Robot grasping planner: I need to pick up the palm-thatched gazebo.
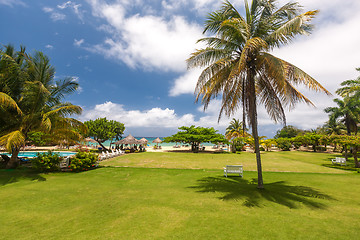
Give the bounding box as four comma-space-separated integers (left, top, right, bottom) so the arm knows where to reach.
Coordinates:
152, 137, 162, 148
114, 134, 142, 145
84, 137, 97, 143
139, 137, 148, 146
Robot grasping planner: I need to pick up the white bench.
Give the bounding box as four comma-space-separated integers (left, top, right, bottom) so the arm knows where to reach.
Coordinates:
331, 157, 346, 166
224, 165, 243, 177
59, 157, 70, 168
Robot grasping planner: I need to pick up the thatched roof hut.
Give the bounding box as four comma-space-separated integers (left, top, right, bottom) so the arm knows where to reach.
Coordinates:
84, 137, 97, 143
139, 138, 148, 145
114, 134, 142, 145
152, 137, 162, 143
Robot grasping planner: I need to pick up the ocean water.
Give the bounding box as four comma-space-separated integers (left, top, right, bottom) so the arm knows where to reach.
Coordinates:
86, 137, 216, 147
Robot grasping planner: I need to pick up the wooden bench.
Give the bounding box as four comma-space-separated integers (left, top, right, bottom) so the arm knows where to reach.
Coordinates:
224, 165, 243, 177
331, 157, 346, 166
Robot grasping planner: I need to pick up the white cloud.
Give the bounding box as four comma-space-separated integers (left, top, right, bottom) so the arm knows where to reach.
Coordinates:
42, 7, 53, 13
45, 44, 54, 49
169, 69, 202, 96
50, 12, 66, 21
0, 0, 25, 7
43, 6, 66, 21
85, 13, 203, 72
74, 38, 85, 47
80, 101, 196, 128
57, 1, 84, 23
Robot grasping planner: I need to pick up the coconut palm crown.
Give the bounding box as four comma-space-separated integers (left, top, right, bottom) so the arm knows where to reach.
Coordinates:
0, 46, 84, 168
225, 118, 249, 139
187, 0, 330, 188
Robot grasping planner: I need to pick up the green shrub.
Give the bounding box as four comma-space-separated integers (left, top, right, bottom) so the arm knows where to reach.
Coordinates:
275, 138, 292, 151
68, 152, 98, 172
259, 146, 265, 151
32, 151, 62, 172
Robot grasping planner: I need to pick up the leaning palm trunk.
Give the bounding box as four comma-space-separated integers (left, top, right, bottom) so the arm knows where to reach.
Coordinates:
6, 148, 20, 169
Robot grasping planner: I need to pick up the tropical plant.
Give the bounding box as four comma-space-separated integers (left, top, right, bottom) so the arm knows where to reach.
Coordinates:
226, 118, 250, 152
302, 132, 322, 152
225, 118, 250, 139
275, 138, 292, 151
335, 67, 360, 97
262, 139, 275, 151
0, 46, 83, 168
164, 125, 228, 152
187, 0, 330, 188
274, 125, 302, 139
324, 97, 360, 136
68, 152, 98, 172
84, 117, 125, 151
31, 151, 63, 172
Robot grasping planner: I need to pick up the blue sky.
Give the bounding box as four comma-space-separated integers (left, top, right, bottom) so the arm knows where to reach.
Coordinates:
1, 0, 360, 137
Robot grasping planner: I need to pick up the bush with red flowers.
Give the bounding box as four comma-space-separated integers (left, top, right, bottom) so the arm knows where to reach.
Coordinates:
68, 152, 98, 172
31, 151, 62, 172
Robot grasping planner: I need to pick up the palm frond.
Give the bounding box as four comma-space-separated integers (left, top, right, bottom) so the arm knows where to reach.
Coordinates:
0, 92, 22, 115
0, 130, 25, 152
44, 104, 83, 118
187, 47, 234, 69
266, 10, 318, 47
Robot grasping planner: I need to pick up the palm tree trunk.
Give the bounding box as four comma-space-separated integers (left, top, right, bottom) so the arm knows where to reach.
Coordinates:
353, 146, 360, 168
248, 72, 264, 189
6, 148, 20, 169
242, 80, 246, 138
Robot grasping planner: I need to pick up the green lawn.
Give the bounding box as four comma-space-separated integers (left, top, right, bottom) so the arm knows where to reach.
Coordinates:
1, 151, 360, 239
101, 151, 349, 173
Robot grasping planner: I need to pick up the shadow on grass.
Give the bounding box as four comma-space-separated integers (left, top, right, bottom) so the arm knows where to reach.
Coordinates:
0, 169, 46, 186
190, 176, 335, 209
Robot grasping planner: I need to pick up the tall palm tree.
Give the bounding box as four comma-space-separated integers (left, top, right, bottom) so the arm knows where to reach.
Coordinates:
187, 0, 330, 188
0, 47, 83, 168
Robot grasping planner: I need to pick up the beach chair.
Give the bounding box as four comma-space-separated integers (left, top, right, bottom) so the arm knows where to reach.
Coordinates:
111, 149, 118, 156
99, 152, 107, 160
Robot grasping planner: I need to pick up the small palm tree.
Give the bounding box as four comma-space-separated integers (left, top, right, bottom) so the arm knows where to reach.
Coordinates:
225, 118, 249, 139
0, 47, 83, 168
187, 0, 330, 188
336, 68, 360, 97
325, 97, 360, 136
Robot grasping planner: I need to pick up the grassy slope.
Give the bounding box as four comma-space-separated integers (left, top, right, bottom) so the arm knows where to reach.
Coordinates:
101, 151, 347, 173
0, 167, 359, 239
1, 151, 359, 239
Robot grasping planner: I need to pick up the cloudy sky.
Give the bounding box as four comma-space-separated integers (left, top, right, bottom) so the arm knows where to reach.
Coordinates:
1, 0, 360, 137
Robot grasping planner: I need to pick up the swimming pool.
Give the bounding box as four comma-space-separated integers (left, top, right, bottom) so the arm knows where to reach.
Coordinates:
2, 151, 77, 158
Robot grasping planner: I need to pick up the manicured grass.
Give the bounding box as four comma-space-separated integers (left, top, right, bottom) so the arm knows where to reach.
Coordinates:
101, 151, 348, 173
1, 167, 360, 239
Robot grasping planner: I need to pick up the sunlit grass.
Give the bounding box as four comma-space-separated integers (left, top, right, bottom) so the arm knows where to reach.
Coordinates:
1, 151, 359, 239
101, 151, 349, 173
0, 167, 359, 239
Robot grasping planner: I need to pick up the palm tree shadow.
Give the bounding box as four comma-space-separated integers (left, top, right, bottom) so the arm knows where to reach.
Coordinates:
0, 169, 46, 186
189, 176, 335, 209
